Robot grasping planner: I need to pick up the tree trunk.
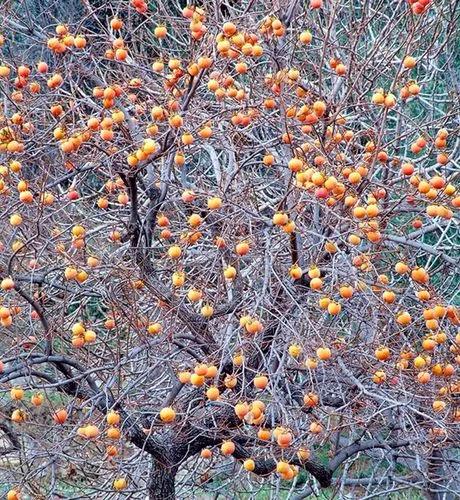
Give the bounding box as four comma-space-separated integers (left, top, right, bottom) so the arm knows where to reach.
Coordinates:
148, 459, 177, 500
425, 450, 448, 500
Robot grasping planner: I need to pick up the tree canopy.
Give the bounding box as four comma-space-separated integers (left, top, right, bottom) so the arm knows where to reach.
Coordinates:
0, 0, 459, 498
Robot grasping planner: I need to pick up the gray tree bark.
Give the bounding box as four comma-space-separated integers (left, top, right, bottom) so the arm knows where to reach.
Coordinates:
148, 459, 177, 500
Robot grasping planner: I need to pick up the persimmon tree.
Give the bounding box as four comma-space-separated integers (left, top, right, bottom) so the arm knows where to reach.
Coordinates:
0, 0, 459, 498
